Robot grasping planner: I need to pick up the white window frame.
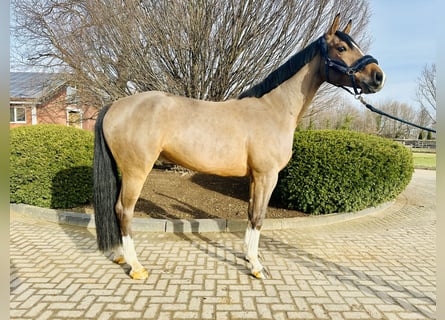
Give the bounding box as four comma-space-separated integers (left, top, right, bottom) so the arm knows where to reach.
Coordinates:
10, 106, 27, 123
66, 108, 83, 129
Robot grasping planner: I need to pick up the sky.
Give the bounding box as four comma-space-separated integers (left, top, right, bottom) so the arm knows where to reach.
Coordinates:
358, 0, 436, 108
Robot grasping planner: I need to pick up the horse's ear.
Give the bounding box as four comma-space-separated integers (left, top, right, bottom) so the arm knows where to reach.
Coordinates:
328, 13, 341, 36
343, 19, 352, 34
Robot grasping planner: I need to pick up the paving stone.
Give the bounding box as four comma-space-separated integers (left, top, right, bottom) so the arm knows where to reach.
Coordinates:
10, 170, 436, 319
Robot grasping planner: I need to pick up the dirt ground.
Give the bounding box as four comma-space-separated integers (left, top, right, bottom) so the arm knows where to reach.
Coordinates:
81, 167, 306, 220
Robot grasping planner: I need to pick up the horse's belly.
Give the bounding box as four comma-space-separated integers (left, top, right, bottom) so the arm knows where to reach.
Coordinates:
161, 141, 249, 177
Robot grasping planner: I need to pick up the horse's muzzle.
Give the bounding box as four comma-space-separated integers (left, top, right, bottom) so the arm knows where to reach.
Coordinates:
360, 66, 385, 94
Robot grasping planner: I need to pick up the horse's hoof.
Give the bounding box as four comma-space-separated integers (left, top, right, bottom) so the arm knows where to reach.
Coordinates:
113, 256, 126, 265
251, 266, 270, 279
130, 268, 149, 280
251, 271, 265, 279
251, 270, 267, 279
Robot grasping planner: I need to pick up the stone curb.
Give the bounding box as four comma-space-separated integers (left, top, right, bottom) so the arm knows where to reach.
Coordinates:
10, 201, 394, 233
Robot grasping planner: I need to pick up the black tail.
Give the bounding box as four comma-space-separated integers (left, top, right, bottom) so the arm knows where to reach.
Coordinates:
93, 105, 122, 252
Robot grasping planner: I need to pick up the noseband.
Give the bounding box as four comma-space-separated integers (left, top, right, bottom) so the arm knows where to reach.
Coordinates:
319, 36, 378, 95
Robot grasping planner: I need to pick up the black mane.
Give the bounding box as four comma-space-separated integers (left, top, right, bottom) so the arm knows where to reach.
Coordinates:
238, 37, 323, 99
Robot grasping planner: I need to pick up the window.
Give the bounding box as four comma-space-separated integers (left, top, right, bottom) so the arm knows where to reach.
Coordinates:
10, 106, 26, 123
67, 109, 82, 128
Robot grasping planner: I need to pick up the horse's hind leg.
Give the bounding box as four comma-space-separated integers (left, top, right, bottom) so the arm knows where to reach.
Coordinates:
112, 246, 126, 265
115, 171, 149, 280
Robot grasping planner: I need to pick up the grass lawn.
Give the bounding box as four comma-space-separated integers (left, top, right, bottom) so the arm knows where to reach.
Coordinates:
412, 152, 436, 169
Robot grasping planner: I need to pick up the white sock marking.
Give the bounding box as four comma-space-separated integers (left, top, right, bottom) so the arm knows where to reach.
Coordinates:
122, 235, 143, 271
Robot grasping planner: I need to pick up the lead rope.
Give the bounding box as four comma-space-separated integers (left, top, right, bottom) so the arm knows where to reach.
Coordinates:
355, 95, 436, 133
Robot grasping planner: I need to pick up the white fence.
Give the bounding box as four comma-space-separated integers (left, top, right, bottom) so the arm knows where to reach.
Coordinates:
393, 139, 436, 151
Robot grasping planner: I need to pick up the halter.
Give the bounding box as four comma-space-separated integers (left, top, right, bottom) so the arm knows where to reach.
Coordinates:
319, 36, 379, 96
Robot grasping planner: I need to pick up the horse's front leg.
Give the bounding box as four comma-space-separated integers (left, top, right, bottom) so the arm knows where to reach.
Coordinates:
244, 171, 278, 279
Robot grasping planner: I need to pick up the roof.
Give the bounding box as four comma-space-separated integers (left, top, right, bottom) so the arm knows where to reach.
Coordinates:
10, 72, 67, 100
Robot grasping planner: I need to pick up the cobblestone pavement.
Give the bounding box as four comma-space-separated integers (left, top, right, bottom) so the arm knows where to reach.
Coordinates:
10, 170, 436, 319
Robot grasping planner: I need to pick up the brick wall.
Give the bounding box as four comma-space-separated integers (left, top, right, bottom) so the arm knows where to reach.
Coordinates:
10, 88, 97, 131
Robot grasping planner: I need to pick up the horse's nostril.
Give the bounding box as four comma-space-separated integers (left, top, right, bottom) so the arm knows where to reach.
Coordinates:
375, 72, 384, 84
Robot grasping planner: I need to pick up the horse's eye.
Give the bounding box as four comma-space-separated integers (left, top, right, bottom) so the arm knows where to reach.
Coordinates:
337, 46, 347, 53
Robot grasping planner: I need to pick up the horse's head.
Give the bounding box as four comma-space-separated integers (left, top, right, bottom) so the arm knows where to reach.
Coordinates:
320, 14, 385, 95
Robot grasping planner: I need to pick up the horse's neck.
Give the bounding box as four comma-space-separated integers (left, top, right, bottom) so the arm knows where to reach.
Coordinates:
261, 55, 323, 127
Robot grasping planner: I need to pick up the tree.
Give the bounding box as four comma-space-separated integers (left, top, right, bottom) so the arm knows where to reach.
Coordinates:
297, 97, 378, 134
374, 100, 418, 139
12, 0, 371, 109
416, 63, 436, 126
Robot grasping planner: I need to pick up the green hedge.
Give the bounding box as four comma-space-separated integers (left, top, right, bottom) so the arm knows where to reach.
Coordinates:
10, 125, 94, 209
10, 126, 414, 214
273, 130, 414, 214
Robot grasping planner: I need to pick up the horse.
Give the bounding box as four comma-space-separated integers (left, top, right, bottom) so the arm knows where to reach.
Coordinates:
93, 14, 385, 280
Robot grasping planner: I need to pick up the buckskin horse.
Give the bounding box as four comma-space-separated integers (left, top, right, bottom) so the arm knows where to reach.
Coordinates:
93, 14, 385, 279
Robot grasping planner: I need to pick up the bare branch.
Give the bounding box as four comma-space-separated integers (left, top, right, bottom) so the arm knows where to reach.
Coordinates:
416, 63, 436, 125
12, 0, 371, 107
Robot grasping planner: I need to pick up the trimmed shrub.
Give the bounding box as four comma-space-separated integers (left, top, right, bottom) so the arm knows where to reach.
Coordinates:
273, 130, 414, 214
10, 125, 94, 208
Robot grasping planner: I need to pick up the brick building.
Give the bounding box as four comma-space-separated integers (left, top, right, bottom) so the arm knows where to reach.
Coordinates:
9, 72, 97, 131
